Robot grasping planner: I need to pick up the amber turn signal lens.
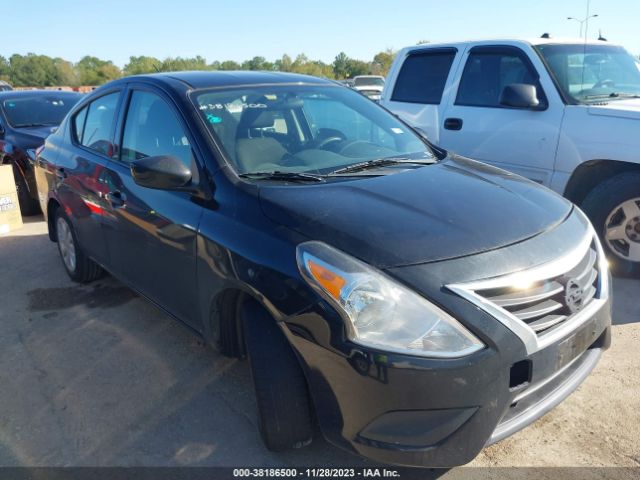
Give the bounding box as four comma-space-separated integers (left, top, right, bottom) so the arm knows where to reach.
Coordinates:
307, 259, 346, 300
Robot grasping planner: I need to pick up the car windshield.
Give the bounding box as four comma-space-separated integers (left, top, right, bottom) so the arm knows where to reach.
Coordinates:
192, 84, 430, 176
1, 93, 81, 127
354, 77, 385, 87
536, 43, 640, 102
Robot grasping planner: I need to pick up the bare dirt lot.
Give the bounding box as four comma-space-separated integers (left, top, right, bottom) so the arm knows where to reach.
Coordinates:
0, 218, 638, 476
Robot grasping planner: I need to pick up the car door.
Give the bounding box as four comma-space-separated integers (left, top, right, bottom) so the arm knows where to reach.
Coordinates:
101, 86, 204, 328
54, 90, 123, 266
438, 45, 564, 185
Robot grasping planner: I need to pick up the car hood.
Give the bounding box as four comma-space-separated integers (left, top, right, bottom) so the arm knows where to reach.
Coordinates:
588, 98, 640, 120
259, 156, 573, 268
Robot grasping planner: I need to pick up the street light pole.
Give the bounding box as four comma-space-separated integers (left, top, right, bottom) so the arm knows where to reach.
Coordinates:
567, 0, 598, 39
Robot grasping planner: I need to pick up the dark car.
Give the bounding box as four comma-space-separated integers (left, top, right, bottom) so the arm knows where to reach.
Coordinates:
34, 71, 611, 467
0, 90, 82, 214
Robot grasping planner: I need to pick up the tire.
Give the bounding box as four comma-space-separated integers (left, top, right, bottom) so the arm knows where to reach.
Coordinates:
242, 300, 313, 452
54, 209, 103, 283
13, 167, 40, 216
581, 172, 640, 277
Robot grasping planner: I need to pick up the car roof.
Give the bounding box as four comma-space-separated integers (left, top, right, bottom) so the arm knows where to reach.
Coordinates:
124, 70, 333, 90
401, 37, 622, 51
0, 89, 82, 99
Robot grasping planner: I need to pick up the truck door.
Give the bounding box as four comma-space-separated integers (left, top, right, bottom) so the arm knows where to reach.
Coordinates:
439, 45, 564, 186
382, 47, 459, 145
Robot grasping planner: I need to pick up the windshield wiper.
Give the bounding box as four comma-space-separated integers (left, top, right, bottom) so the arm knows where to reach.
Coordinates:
583, 92, 640, 100
14, 122, 57, 128
328, 157, 435, 175
238, 171, 325, 182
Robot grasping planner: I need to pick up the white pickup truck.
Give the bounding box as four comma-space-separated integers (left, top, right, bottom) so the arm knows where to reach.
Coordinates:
381, 38, 640, 275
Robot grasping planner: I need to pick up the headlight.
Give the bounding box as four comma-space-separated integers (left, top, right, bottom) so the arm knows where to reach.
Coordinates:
296, 241, 484, 358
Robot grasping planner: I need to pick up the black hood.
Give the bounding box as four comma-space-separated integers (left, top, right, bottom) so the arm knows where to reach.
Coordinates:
259, 156, 572, 268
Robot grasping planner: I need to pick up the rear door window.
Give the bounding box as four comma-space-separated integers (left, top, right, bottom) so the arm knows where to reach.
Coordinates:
77, 92, 120, 156
391, 49, 457, 104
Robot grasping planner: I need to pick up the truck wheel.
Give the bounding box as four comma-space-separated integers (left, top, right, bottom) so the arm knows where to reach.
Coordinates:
14, 168, 40, 216
581, 172, 640, 277
242, 300, 313, 452
54, 209, 103, 283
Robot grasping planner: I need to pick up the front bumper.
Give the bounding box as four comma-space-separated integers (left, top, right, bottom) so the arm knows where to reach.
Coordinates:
285, 293, 611, 467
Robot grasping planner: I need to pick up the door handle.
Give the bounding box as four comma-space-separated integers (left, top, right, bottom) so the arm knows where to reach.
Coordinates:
55, 167, 67, 179
106, 190, 126, 208
444, 118, 463, 131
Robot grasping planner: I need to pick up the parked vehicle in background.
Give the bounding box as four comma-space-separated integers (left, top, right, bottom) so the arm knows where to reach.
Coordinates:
353, 75, 385, 100
0, 81, 12, 91
382, 38, 640, 276
0, 90, 82, 214
33, 71, 610, 467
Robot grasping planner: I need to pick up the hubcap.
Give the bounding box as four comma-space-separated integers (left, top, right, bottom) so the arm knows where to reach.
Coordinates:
56, 217, 77, 272
604, 198, 640, 262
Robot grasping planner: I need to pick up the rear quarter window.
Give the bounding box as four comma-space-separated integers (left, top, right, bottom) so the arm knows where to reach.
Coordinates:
391, 49, 457, 104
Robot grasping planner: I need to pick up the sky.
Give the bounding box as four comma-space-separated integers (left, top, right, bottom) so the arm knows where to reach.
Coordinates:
2, 0, 639, 67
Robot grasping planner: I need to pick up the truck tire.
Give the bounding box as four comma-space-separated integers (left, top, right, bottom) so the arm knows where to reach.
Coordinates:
581, 172, 640, 277
242, 300, 313, 452
54, 209, 103, 283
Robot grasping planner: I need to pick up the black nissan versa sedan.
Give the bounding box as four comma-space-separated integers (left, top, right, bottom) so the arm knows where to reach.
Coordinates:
0, 90, 82, 214
33, 71, 612, 467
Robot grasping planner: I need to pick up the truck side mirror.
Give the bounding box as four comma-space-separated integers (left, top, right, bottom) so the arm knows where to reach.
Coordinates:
500, 84, 543, 109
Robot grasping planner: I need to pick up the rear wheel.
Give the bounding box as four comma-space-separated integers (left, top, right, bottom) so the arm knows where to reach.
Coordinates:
242, 300, 314, 451
54, 209, 103, 283
581, 172, 640, 277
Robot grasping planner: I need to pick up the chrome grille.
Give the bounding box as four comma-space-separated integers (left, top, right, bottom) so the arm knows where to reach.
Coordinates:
474, 245, 599, 336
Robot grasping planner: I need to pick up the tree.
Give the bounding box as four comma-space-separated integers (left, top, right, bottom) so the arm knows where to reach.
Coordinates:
9, 53, 58, 86
333, 52, 350, 79
124, 56, 161, 75
274, 54, 293, 72
371, 48, 396, 76
346, 58, 370, 77
53, 58, 78, 86
241, 56, 273, 71
219, 60, 240, 70
77, 56, 121, 85
0, 56, 10, 81
160, 55, 209, 72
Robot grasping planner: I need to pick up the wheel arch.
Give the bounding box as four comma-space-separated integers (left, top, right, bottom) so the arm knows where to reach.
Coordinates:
564, 160, 640, 206
207, 284, 283, 359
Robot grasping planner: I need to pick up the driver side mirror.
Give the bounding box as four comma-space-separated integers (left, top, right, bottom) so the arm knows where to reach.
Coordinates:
500, 83, 544, 110
130, 155, 192, 190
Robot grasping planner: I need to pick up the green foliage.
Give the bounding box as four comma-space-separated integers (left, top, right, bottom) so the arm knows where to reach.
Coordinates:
371, 48, 396, 76
0, 50, 399, 86
160, 56, 208, 72
219, 60, 241, 70
77, 56, 121, 85
123, 56, 161, 75
0, 56, 10, 81
9, 53, 58, 86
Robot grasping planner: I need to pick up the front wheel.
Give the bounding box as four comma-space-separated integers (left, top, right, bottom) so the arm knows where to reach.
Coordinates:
14, 167, 40, 216
242, 300, 314, 452
581, 172, 640, 277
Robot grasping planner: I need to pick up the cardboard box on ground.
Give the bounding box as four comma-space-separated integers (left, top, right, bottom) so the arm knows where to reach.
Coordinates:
0, 165, 23, 234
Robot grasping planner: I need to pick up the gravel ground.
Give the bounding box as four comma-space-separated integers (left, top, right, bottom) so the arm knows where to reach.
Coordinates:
0, 218, 638, 477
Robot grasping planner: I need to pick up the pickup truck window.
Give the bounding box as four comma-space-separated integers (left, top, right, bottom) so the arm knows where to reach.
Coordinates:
391, 49, 456, 104
535, 43, 640, 103
456, 50, 543, 108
